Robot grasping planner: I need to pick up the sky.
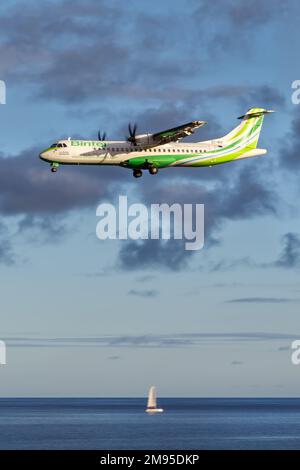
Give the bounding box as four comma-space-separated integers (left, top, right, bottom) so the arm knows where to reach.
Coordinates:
0, 0, 300, 397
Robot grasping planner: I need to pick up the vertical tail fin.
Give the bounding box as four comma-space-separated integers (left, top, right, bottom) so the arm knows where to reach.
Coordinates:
221, 108, 274, 150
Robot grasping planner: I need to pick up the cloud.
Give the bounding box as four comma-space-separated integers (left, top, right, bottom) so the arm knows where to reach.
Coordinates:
236, 85, 285, 114
119, 238, 193, 272
117, 164, 278, 271
128, 289, 159, 298
17, 214, 68, 243
215, 232, 300, 273
279, 112, 300, 170
3, 331, 299, 349
0, 0, 202, 105
226, 297, 299, 304
135, 275, 157, 283
193, 0, 288, 56
0, 0, 286, 114
231, 360, 244, 365
119, 85, 284, 144
0, 147, 131, 248
0, 222, 16, 265
0, 149, 127, 216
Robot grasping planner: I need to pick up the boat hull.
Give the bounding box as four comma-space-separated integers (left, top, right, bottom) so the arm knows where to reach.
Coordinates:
145, 408, 164, 413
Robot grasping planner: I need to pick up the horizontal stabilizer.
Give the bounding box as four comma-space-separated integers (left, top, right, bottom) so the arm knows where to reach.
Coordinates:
237, 109, 275, 120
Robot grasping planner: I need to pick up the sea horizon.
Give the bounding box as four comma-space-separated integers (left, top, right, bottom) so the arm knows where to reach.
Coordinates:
0, 397, 299, 450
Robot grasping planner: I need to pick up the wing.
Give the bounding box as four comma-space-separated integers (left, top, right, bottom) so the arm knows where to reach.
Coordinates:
152, 120, 207, 144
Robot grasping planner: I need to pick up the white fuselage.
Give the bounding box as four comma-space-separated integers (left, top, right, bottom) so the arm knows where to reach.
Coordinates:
39, 139, 217, 166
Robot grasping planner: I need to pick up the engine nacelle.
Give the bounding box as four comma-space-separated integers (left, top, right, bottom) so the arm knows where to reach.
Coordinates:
128, 133, 156, 146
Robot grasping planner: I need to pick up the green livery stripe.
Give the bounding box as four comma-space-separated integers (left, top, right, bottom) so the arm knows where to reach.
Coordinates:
126, 116, 263, 168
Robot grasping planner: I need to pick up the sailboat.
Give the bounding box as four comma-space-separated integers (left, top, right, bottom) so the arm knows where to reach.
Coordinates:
145, 386, 164, 413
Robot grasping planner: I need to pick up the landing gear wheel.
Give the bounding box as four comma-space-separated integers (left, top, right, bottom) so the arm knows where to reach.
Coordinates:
149, 166, 158, 175
51, 167, 57, 173
133, 169, 142, 178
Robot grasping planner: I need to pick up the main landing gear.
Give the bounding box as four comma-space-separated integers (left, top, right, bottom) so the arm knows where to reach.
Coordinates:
133, 166, 159, 178
133, 169, 143, 178
149, 166, 158, 175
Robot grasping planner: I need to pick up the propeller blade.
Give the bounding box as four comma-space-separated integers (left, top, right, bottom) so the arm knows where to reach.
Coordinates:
128, 123, 133, 137
128, 122, 137, 144
98, 130, 106, 141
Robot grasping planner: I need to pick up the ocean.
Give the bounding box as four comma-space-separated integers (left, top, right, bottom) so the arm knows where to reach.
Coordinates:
0, 398, 299, 450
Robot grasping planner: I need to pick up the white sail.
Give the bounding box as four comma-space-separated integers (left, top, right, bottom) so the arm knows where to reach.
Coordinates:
145, 385, 164, 413
147, 386, 157, 409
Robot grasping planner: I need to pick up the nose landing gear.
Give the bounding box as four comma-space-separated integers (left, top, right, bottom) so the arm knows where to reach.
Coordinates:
51, 163, 59, 173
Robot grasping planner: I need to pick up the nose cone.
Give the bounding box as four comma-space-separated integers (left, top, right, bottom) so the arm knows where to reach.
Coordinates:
39, 150, 48, 161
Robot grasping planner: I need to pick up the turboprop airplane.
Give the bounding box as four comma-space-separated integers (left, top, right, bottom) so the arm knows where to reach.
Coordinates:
39, 108, 273, 178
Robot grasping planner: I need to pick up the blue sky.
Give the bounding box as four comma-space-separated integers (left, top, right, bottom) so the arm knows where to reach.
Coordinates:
0, 0, 300, 397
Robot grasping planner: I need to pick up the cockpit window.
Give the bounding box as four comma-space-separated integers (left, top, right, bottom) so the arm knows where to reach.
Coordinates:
49, 142, 68, 148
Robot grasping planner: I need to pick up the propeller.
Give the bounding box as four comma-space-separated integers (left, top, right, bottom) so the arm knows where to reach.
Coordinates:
98, 130, 106, 141
128, 122, 137, 145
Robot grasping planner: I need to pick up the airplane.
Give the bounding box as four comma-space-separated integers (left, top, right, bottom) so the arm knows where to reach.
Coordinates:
39, 108, 273, 178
